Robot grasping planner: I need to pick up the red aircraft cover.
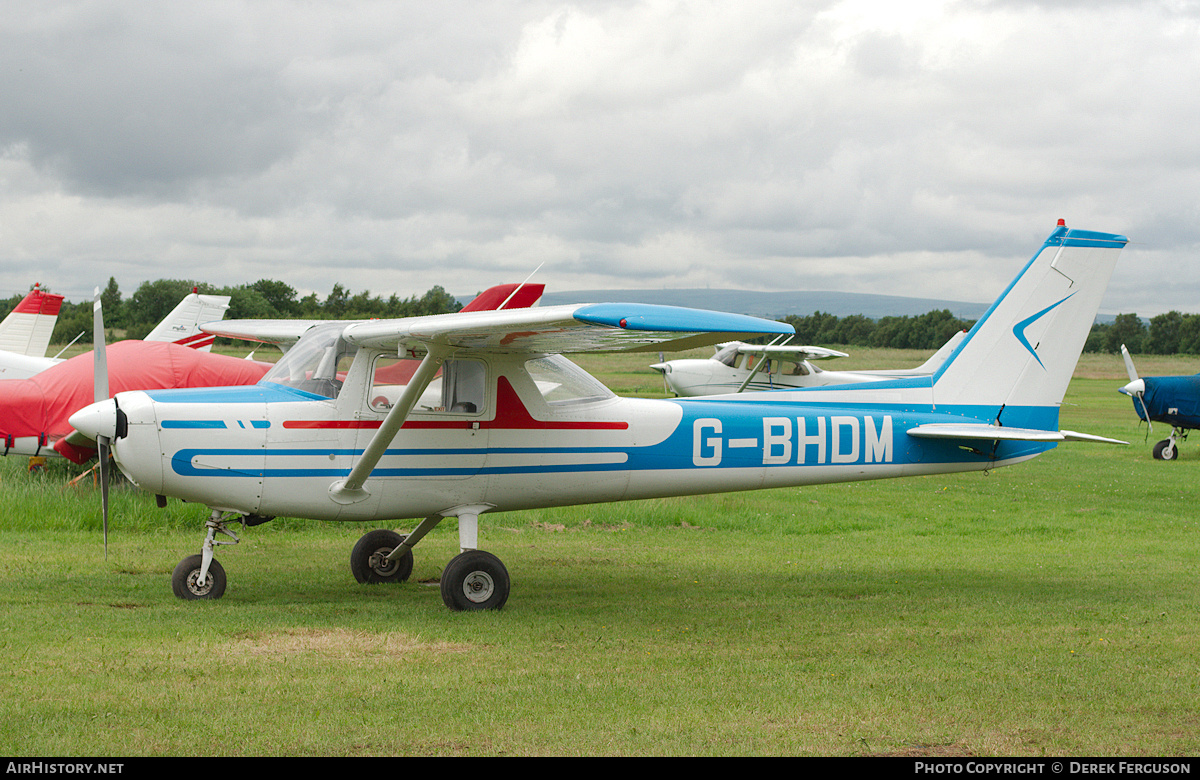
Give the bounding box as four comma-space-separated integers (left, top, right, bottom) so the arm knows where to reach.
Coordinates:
0, 340, 271, 463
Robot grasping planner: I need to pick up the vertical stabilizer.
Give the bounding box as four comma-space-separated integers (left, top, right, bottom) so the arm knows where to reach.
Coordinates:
144, 290, 232, 351
931, 223, 1127, 419
0, 283, 65, 357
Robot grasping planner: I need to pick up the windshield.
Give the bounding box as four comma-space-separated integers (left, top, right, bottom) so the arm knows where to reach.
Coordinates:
260, 322, 358, 398
713, 343, 741, 367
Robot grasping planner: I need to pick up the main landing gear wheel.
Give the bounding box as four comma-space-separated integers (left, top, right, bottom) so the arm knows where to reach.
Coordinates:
440, 550, 510, 611
172, 554, 227, 600
350, 529, 414, 584
1153, 439, 1178, 460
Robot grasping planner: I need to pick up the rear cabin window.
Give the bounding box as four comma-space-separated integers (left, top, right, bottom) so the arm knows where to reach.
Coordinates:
524, 355, 615, 406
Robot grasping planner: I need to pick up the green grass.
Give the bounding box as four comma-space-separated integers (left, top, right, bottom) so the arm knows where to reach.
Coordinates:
2, 352, 1199, 756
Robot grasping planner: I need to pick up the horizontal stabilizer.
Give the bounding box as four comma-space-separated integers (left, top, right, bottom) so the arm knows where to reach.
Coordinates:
907, 423, 1126, 445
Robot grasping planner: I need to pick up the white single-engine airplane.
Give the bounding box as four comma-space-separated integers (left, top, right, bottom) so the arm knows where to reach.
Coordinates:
70, 222, 1127, 610
650, 330, 966, 396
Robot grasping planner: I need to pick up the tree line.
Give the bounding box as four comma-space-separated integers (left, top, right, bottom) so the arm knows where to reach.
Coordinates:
2, 279, 1193, 355
780, 309, 1198, 355
0, 279, 463, 345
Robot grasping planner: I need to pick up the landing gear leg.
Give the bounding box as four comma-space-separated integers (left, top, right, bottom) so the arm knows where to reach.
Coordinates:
1153, 428, 1186, 460
439, 506, 510, 611
172, 510, 241, 600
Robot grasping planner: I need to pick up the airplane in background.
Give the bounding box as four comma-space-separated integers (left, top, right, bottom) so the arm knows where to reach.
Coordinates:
69, 222, 1128, 611
0, 283, 65, 358
1118, 344, 1200, 460
650, 330, 966, 396
0, 288, 232, 381
0, 283, 545, 465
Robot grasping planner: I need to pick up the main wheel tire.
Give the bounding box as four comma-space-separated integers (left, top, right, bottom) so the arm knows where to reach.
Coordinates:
1153, 439, 1178, 460
350, 529, 414, 584
440, 550, 510, 611
172, 554, 227, 600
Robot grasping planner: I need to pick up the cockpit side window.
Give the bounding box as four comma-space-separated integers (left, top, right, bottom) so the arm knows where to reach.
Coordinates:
368, 355, 487, 414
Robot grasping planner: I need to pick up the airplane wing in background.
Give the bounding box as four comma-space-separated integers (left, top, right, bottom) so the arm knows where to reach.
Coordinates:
732, 343, 849, 361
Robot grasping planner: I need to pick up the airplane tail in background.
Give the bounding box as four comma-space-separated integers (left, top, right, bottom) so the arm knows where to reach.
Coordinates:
0, 283, 65, 358
460, 283, 545, 312
929, 223, 1127, 418
144, 290, 232, 351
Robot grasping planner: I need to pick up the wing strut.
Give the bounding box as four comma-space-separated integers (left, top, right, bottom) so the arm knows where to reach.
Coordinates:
329, 344, 450, 505
734, 334, 791, 394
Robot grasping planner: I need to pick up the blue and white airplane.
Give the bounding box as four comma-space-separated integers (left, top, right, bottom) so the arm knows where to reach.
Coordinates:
70, 221, 1128, 610
1119, 345, 1200, 460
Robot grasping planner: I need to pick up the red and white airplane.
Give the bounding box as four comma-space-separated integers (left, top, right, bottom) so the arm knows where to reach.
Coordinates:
0, 288, 232, 381
0, 283, 65, 360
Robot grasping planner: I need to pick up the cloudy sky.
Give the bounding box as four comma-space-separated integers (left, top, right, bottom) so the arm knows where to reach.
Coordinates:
1, 0, 1197, 316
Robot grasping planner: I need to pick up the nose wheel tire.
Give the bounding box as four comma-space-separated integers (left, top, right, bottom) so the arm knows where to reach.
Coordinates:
1153, 439, 1178, 460
172, 554, 227, 600
440, 550, 510, 611
350, 529, 414, 584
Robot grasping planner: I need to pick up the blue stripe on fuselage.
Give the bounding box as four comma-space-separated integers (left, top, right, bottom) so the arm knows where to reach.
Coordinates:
165, 400, 1057, 479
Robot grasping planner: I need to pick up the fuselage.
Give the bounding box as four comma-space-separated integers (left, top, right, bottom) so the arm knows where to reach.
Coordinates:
655, 356, 897, 396
1129, 374, 1200, 430
99, 346, 1054, 523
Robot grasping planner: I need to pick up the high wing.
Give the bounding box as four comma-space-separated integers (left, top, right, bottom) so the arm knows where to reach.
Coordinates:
341, 303, 794, 355
201, 282, 551, 351
730, 343, 849, 361
201, 319, 327, 349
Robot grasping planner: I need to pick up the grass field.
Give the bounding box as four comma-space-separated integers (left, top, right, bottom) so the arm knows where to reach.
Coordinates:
1, 348, 1199, 756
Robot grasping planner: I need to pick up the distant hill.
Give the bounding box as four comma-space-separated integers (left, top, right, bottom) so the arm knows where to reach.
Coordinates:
531, 289, 991, 321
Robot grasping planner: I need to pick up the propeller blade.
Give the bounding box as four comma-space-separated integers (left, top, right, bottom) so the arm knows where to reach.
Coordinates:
1136, 394, 1152, 434
98, 436, 110, 559
93, 288, 108, 403
91, 286, 114, 558
1121, 344, 1138, 384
